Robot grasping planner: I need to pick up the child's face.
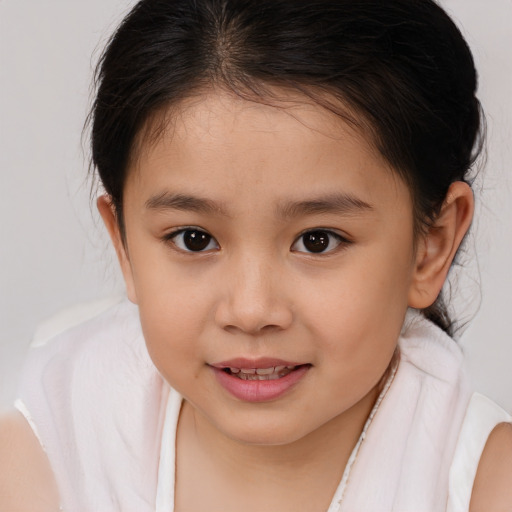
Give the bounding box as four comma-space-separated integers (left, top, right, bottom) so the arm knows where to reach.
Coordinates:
116, 90, 418, 445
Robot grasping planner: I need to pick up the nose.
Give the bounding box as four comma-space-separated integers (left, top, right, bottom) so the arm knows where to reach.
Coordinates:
214, 254, 293, 335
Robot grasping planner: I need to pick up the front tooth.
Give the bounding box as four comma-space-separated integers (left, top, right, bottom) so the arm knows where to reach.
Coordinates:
240, 368, 256, 374
256, 367, 275, 375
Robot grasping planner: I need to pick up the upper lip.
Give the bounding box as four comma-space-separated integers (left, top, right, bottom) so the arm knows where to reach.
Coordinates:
210, 357, 305, 369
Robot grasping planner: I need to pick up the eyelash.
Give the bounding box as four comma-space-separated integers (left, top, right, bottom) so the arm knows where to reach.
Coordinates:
163, 227, 351, 255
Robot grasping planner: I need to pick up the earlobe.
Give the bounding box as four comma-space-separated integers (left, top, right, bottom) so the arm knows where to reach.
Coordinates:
97, 195, 138, 304
408, 182, 474, 309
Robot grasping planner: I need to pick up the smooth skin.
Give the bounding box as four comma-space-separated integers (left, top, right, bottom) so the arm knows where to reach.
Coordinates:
0, 410, 59, 511
1, 91, 511, 510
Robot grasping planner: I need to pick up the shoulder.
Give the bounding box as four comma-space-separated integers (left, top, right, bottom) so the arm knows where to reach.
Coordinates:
470, 421, 512, 511
0, 410, 60, 511
11, 298, 165, 509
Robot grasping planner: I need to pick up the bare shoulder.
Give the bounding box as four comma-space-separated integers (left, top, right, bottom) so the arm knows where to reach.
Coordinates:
470, 421, 512, 512
0, 409, 60, 511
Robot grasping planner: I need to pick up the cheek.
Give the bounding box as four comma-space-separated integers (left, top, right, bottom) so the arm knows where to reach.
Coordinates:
137, 291, 210, 394
127, 246, 215, 377
309, 255, 410, 325
301, 240, 413, 370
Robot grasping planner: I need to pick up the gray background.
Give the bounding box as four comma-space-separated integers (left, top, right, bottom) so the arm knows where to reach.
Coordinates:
1, 0, 511, 412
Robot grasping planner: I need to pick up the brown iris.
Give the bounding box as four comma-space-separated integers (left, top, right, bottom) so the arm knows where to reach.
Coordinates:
302, 231, 331, 253
182, 230, 212, 251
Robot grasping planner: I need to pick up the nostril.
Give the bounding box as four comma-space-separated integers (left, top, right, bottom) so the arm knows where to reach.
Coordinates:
260, 324, 285, 334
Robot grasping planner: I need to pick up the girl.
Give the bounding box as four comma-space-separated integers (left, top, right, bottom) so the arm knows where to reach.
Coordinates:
1, 0, 511, 510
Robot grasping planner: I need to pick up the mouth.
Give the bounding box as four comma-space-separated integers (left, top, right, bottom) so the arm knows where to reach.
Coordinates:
221, 365, 306, 381
210, 359, 311, 402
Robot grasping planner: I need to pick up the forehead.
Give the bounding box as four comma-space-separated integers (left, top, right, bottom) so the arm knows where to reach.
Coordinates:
125, 89, 411, 215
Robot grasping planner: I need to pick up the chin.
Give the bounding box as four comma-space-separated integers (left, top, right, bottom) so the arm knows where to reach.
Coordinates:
216, 415, 314, 447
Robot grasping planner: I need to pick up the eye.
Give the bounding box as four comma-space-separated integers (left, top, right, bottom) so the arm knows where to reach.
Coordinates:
166, 228, 219, 252
291, 229, 348, 254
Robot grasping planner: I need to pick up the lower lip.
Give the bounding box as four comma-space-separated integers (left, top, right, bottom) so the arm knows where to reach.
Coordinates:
212, 365, 310, 403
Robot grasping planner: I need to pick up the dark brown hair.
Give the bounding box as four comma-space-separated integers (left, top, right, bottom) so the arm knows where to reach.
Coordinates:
89, 0, 484, 334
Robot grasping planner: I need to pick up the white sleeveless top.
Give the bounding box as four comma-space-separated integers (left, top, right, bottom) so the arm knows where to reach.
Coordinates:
15, 298, 511, 512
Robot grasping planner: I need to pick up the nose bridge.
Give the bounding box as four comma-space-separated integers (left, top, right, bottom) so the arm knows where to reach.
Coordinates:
216, 248, 292, 334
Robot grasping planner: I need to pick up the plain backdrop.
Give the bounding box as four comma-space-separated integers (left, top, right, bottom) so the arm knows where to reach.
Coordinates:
1, 0, 511, 412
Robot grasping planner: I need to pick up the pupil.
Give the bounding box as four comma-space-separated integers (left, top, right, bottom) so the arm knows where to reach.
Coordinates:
184, 230, 211, 251
303, 231, 329, 253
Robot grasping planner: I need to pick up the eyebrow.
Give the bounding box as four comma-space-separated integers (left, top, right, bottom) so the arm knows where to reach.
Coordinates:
277, 193, 374, 218
145, 192, 229, 216
145, 191, 373, 218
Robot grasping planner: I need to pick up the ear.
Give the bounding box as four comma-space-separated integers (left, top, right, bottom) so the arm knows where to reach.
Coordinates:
97, 195, 138, 304
408, 181, 474, 309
